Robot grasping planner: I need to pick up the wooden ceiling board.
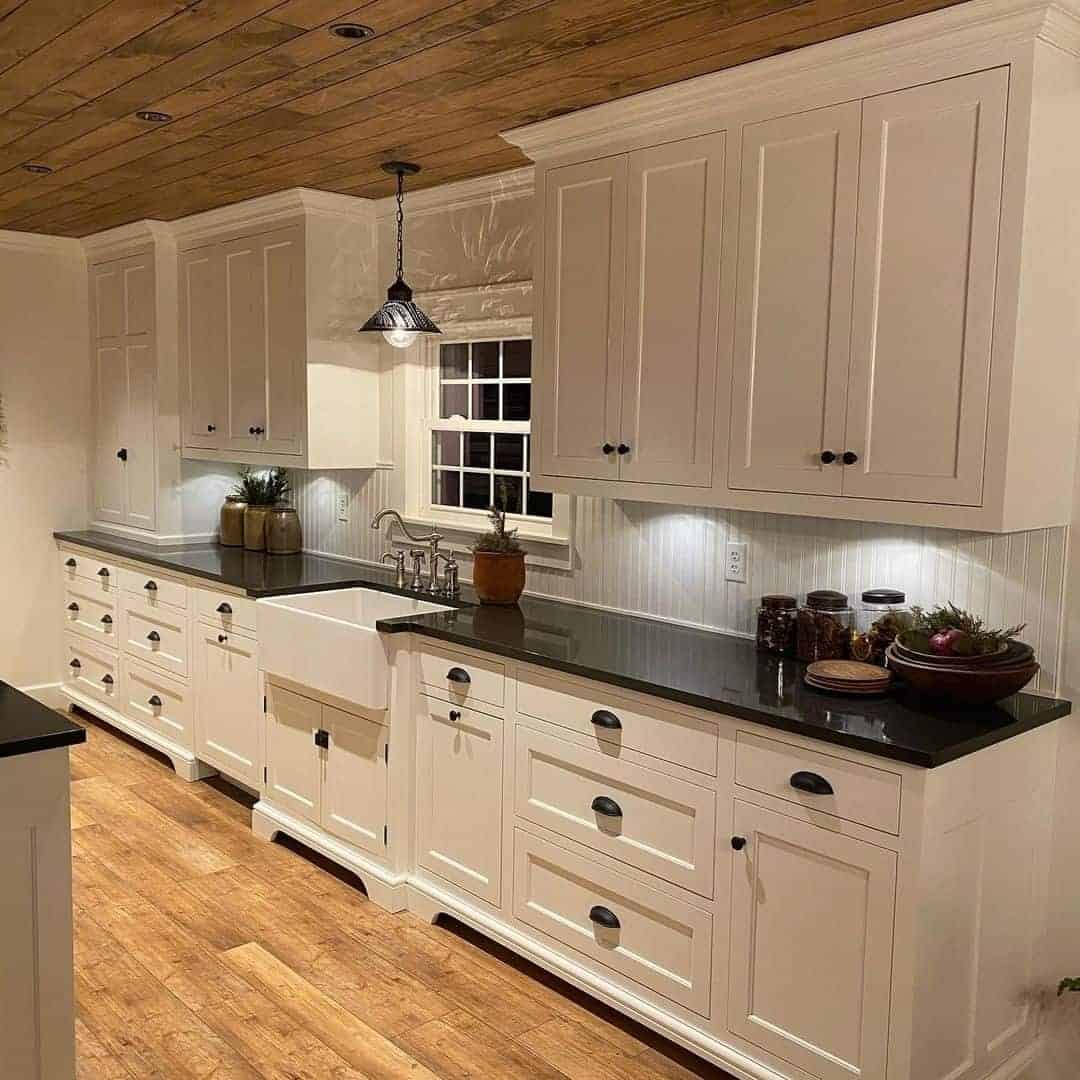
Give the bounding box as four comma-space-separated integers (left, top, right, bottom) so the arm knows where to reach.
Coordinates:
0, 0, 968, 236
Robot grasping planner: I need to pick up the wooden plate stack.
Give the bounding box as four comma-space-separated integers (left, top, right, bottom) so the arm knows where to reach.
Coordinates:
805, 660, 892, 695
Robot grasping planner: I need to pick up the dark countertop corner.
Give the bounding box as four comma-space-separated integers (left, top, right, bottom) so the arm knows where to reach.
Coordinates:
0, 682, 85, 759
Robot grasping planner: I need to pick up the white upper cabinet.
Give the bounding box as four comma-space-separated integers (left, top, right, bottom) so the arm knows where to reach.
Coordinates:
176, 191, 381, 469
729, 103, 860, 496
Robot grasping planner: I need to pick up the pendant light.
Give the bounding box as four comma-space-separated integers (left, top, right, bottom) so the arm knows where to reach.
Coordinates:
360, 161, 440, 349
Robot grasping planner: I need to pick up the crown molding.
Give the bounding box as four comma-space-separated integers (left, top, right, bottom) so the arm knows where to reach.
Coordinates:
374, 166, 533, 221
502, 0, 1079, 159
0, 229, 83, 257
81, 219, 173, 261
171, 187, 374, 248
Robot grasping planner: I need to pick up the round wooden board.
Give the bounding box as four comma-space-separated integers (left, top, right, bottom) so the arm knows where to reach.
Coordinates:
806, 660, 891, 684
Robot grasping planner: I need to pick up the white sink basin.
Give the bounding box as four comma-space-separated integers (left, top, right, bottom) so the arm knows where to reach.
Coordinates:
256, 588, 449, 709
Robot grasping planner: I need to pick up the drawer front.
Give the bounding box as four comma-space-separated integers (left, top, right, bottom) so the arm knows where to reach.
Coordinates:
121, 657, 193, 750
196, 587, 256, 634
64, 584, 119, 647
517, 670, 718, 776
515, 725, 716, 897
121, 595, 190, 678
417, 643, 505, 712
63, 633, 120, 708
60, 549, 120, 592
514, 829, 712, 1016
119, 566, 188, 610
735, 730, 902, 835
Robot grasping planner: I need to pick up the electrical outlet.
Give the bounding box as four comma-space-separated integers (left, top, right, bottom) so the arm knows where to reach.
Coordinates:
336, 493, 349, 523
725, 542, 748, 584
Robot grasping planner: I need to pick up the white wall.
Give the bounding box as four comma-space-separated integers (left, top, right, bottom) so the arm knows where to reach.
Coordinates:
0, 234, 89, 691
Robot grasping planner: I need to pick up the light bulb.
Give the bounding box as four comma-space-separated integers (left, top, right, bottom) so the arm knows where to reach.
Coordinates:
383, 327, 419, 349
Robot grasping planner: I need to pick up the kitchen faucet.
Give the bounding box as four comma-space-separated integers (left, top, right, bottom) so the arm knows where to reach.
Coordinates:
370, 508, 459, 597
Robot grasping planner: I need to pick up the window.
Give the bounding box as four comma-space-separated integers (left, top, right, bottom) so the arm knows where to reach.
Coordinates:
429, 337, 553, 522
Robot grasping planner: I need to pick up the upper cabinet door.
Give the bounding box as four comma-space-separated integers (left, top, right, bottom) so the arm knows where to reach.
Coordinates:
729, 103, 861, 495
538, 156, 627, 480
843, 68, 1008, 505
619, 134, 725, 487
179, 246, 226, 450
259, 226, 305, 456
93, 343, 126, 525
223, 236, 267, 453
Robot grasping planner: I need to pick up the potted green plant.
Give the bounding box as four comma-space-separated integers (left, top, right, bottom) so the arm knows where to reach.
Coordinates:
232, 467, 291, 552
471, 491, 526, 605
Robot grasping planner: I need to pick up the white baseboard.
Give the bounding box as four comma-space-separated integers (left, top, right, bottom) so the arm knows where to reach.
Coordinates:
19, 682, 67, 710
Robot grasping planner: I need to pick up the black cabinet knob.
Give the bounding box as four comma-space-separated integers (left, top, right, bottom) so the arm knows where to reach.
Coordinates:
591, 796, 622, 818
790, 770, 834, 796
117, 448, 128, 462
97, 567, 110, 577
147, 631, 160, 643
67, 602, 79, 612
842, 450, 859, 465
820, 450, 837, 464
218, 634, 228, 643
731, 836, 747, 851
144, 580, 157, 592
148, 695, 162, 708
101, 674, 114, 686
446, 667, 471, 685
591, 709, 621, 731
216, 602, 232, 614
314, 729, 330, 749
449, 709, 461, 723
249, 426, 264, 436
65, 558, 77, 568
601, 442, 615, 455
69, 658, 81, 669
589, 905, 621, 930
616, 443, 630, 455
207, 424, 216, 433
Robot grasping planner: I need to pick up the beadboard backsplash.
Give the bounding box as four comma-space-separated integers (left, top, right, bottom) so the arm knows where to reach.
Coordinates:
295, 470, 1067, 696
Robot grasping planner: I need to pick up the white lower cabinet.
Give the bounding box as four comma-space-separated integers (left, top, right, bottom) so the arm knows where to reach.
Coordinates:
194, 625, 261, 786
265, 684, 322, 824
416, 697, 503, 905
120, 657, 193, 751
728, 800, 897, 1080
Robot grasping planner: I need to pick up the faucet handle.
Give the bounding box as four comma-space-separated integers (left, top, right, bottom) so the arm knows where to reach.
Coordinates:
442, 554, 460, 598
407, 548, 426, 590
381, 549, 406, 588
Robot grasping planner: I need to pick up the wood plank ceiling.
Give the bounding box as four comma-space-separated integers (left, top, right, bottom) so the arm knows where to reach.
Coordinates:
0, 0, 965, 238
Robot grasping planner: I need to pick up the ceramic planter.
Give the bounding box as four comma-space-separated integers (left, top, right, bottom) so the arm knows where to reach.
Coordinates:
219, 496, 247, 547
243, 507, 269, 551
472, 550, 525, 605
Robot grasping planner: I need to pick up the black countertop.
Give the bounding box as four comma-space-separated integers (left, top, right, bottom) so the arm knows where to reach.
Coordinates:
0, 682, 85, 759
56, 530, 1070, 768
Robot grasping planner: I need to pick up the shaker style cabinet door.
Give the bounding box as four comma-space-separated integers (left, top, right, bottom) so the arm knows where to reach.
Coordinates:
265, 683, 322, 826
843, 68, 1008, 505
179, 245, 227, 450
619, 134, 725, 487
729, 102, 860, 495
322, 705, 388, 856
537, 155, 627, 481
223, 234, 268, 455
728, 800, 896, 1080
195, 628, 261, 786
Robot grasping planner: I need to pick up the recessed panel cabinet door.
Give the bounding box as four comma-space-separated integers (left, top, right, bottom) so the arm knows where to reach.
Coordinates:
124, 341, 156, 530
94, 344, 126, 525
323, 706, 387, 856
195, 629, 261, 787
729, 103, 860, 495
417, 700, 502, 905
260, 227, 305, 455
844, 68, 1007, 504
729, 800, 896, 1080
223, 237, 267, 453
179, 246, 226, 449
620, 134, 724, 486
265, 684, 321, 825
538, 156, 626, 480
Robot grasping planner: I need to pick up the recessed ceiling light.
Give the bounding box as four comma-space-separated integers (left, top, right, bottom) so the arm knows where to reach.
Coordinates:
21, 163, 52, 174
329, 23, 375, 40
136, 109, 172, 123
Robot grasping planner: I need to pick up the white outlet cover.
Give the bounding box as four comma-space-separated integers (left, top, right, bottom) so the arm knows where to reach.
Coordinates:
336, 493, 349, 521
725, 542, 748, 584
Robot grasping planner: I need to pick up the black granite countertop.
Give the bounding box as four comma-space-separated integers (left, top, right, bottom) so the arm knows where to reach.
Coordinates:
0, 682, 85, 758
55, 530, 1070, 767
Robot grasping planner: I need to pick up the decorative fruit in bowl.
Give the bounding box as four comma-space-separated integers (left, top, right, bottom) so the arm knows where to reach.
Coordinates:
929, 628, 966, 656
901, 604, 1024, 659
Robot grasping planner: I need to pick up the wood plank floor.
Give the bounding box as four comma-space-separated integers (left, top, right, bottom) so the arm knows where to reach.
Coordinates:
68, 712, 735, 1080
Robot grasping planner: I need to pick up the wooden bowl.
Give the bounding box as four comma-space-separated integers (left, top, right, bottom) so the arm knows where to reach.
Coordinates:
893, 634, 1011, 667
885, 645, 1039, 705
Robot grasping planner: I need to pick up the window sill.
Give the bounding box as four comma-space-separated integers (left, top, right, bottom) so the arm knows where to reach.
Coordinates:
397, 512, 571, 550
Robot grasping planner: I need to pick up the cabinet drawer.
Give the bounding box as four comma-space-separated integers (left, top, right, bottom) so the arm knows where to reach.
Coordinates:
60, 549, 120, 592
63, 633, 120, 708
517, 670, 717, 776
119, 566, 188, 610
196, 587, 256, 634
735, 731, 902, 835
64, 585, 119, 647
121, 657, 193, 751
514, 829, 712, 1016
417, 644, 505, 712
121, 595, 189, 678
515, 725, 716, 897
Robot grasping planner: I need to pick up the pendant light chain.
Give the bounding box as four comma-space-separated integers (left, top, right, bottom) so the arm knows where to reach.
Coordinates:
395, 169, 405, 281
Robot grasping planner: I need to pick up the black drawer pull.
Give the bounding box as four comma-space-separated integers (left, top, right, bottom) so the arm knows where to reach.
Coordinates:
147, 631, 161, 643
148, 695, 162, 708
67, 602, 79, 612
591, 796, 622, 818
97, 567, 110, 577
100, 614, 113, 625
449, 709, 461, 723
218, 634, 228, 644
65, 558, 77, 568
144, 580, 158, 592
216, 602, 232, 615
589, 905, 620, 930
69, 658, 81, 669
314, 729, 330, 749
101, 674, 114, 686
790, 770, 834, 796
446, 667, 471, 685
731, 836, 747, 851
591, 709, 621, 731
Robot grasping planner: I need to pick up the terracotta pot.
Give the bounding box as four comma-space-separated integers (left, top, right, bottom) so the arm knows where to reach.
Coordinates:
243, 507, 269, 551
472, 550, 525, 605
219, 496, 247, 547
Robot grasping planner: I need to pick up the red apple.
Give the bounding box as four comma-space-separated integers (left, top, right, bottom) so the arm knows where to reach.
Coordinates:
929, 628, 964, 656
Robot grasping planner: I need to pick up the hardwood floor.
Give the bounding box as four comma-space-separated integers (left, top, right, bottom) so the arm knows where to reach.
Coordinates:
68, 712, 734, 1080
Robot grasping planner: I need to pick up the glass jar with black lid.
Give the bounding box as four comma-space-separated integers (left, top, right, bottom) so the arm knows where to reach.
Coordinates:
756, 594, 797, 656
851, 588, 909, 665
796, 589, 854, 662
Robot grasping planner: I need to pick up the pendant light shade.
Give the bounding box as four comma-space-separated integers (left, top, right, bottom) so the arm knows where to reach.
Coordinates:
360, 162, 440, 348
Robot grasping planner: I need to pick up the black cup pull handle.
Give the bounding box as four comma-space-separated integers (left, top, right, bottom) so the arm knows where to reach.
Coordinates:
148, 695, 162, 708
145, 580, 158, 592
731, 836, 747, 851
449, 709, 461, 723
101, 674, 114, 686
97, 567, 110, 577
117, 448, 128, 462
65, 558, 77, 568
147, 631, 160, 643
216, 602, 232, 614
820, 450, 837, 464
207, 424, 216, 433
446, 667, 471, 685
100, 614, 113, 625
790, 770, 834, 796
591, 796, 622, 818
842, 450, 859, 465
590, 709, 621, 731
67, 602, 79, 612
589, 905, 620, 930
616, 443, 630, 455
